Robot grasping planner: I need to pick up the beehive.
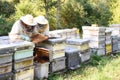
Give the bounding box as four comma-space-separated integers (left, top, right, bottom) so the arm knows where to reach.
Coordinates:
91, 48, 105, 56
79, 49, 91, 62
14, 57, 33, 71
112, 36, 118, 52
89, 40, 105, 48
34, 62, 49, 80
0, 52, 13, 65
37, 37, 66, 61
82, 26, 106, 36
49, 57, 66, 73
66, 38, 89, 52
14, 66, 34, 80
65, 47, 80, 70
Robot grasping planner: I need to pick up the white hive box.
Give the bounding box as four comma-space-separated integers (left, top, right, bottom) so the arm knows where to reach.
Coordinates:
71, 28, 80, 39
0, 44, 13, 64
90, 48, 105, 56
37, 37, 66, 61
49, 28, 80, 39
14, 66, 34, 80
109, 24, 120, 36
79, 49, 91, 62
66, 38, 89, 52
82, 26, 106, 36
34, 62, 49, 80
89, 40, 105, 48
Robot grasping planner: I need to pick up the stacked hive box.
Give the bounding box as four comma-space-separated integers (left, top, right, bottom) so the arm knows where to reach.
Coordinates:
0, 36, 14, 80
109, 24, 120, 36
0, 36, 35, 80
49, 28, 80, 39
105, 28, 112, 54
66, 38, 90, 63
118, 37, 120, 51
109, 24, 120, 51
35, 37, 66, 74
34, 47, 49, 80
111, 36, 118, 53
82, 26, 106, 56
65, 47, 80, 70
13, 41, 35, 80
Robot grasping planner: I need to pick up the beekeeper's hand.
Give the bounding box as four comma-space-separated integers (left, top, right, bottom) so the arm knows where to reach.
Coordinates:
21, 35, 30, 41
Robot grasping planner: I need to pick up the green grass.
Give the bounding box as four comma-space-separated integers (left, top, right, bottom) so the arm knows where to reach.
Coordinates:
48, 53, 120, 80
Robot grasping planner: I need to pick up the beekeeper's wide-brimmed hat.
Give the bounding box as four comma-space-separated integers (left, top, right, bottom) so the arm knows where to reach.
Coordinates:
20, 14, 37, 26
34, 15, 48, 25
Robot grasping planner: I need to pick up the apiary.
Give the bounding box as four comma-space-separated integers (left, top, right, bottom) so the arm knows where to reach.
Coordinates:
66, 38, 89, 52
79, 49, 91, 62
37, 37, 66, 61
65, 47, 80, 70
49, 57, 66, 73
34, 62, 49, 80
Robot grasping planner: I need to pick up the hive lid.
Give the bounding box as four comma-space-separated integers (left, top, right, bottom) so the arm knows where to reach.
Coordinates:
66, 38, 89, 45
46, 37, 66, 44
65, 47, 80, 53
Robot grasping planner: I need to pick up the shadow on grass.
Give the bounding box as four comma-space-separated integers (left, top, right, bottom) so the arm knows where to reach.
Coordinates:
48, 53, 120, 80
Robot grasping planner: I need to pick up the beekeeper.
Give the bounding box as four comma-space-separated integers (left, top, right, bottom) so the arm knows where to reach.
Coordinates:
34, 15, 49, 36
9, 14, 38, 41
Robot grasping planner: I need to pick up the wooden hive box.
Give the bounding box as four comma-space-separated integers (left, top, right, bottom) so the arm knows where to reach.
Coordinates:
0, 62, 12, 75
34, 62, 49, 80
0, 72, 13, 80
13, 57, 33, 71
49, 56, 66, 73
37, 37, 66, 61
65, 47, 80, 70
14, 66, 34, 80
66, 38, 90, 52
112, 36, 118, 52
91, 48, 105, 56
79, 49, 91, 62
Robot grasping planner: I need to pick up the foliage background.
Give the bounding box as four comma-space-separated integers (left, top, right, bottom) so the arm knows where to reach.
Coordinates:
0, 0, 119, 35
